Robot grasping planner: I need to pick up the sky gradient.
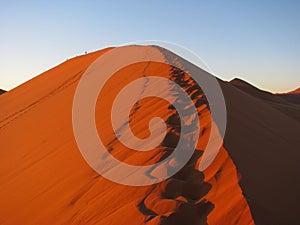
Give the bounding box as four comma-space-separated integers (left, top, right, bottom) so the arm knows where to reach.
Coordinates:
1, 0, 299, 92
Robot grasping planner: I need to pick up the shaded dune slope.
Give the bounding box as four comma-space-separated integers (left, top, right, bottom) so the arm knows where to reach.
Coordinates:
222, 80, 300, 225
0, 46, 254, 224
277, 92, 300, 106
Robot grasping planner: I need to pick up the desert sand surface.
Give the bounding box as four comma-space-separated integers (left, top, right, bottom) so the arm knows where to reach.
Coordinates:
1, 45, 298, 225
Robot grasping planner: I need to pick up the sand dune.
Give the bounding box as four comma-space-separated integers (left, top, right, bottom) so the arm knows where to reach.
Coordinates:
229, 78, 289, 105
277, 90, 300, 106
223, 80, 300, 225
286, 87, 300, 94
1, 45, 297, 225
230, 78, 300, 122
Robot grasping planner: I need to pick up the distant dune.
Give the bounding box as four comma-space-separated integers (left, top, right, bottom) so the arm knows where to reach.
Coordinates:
229, 78, 288, 104
286, 87, 300, 94
0, 46, 299, 225
230, 78, 300, 122
276, 87, 300, 106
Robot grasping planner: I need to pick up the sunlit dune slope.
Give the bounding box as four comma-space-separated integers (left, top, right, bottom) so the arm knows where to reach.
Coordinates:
0, 46, 254, 225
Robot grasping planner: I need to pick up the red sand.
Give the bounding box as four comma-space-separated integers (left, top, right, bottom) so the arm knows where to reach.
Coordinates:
286, 87, 300, 94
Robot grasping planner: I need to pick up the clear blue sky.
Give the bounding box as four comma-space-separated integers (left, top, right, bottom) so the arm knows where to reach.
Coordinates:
1, 0, 299, 92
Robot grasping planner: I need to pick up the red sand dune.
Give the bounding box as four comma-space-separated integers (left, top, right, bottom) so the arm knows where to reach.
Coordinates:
1, 46, 298, 225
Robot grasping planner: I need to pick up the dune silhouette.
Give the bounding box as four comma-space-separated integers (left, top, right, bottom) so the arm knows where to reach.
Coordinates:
1, 45, 298, 225
0, 89, 6, 95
